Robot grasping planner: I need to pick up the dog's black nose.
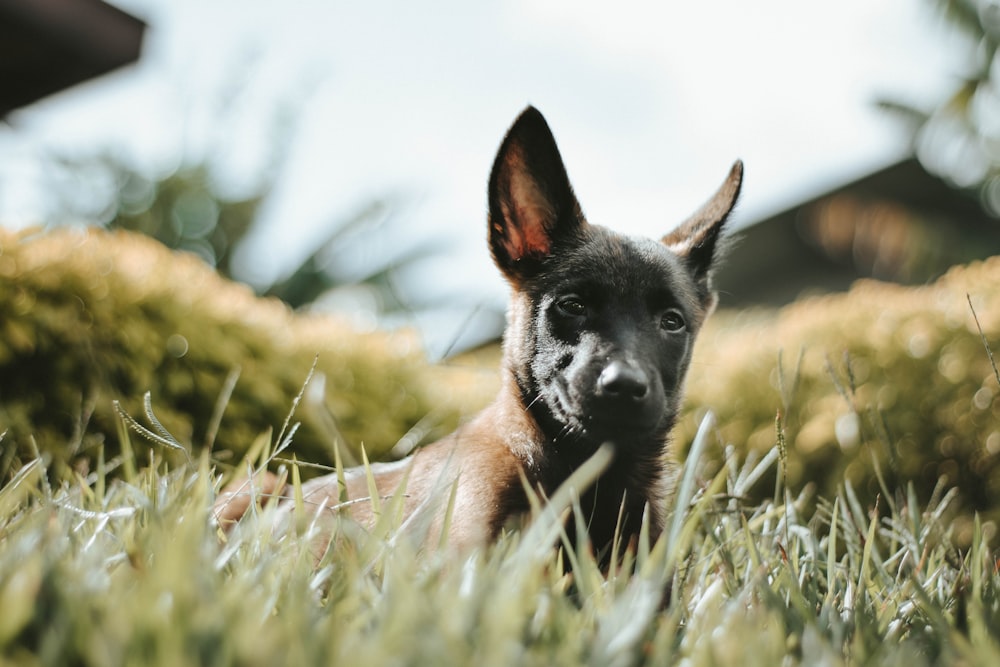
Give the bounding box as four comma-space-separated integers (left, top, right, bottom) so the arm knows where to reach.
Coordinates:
598, 360, 649, 401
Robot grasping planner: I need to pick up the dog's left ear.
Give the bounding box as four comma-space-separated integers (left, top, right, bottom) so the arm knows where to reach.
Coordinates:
663, 160, 743, 293
488, 106, 586, 285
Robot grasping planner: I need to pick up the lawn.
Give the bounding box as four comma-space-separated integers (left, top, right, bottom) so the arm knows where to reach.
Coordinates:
1, 417, 998, 666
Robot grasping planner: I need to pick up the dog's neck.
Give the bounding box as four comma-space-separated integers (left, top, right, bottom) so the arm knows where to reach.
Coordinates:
491, 366, 670, 557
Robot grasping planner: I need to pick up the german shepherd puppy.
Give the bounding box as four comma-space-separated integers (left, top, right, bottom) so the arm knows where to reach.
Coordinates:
215, 106, 742, 565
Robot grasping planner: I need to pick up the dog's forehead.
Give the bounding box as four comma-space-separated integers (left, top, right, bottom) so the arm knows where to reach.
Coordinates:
538, 225, 696, 300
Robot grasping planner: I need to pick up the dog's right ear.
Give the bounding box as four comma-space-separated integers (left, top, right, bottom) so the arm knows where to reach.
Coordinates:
488, 106, 586, 285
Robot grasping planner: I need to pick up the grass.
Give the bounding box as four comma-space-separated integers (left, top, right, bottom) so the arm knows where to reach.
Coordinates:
2, 409, 999, 667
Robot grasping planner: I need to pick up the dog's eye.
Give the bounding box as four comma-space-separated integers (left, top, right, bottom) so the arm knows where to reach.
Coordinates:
556, 296, 586, 318
660, 309, 686, 333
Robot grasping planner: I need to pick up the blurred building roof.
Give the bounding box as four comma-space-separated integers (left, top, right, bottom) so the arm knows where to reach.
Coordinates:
0, 0, 145, 117
715, 157, 1000, 308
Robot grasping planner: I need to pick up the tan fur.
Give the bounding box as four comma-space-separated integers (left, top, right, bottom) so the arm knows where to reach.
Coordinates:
213, 381, 537, 557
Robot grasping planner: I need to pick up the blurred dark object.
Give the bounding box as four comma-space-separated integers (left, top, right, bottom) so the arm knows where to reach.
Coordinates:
0, 0, 145, 117
717, 158, 1000, 308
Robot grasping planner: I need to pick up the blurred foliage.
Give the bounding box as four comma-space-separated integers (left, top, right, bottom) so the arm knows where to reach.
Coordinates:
884, 0, 1000, 213
262, 199, 444, 314
679, 256, 1000, 542
0, 227, 494, 479
103, 162, 261, 280
34, 56, 437, 318
48, 151, 423, 314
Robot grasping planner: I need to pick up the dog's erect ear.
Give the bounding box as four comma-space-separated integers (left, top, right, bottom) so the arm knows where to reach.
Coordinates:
662, 160, 743, 289
488, 106, 586, 284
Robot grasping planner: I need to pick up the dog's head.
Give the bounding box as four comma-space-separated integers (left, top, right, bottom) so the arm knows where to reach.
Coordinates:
488, 106, 742, 456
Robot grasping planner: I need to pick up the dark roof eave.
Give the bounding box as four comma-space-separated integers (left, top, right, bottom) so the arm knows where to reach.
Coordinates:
0, 0, 146, 117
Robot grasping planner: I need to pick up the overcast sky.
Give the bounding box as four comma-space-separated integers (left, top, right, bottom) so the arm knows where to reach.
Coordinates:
0, 0, 968, 348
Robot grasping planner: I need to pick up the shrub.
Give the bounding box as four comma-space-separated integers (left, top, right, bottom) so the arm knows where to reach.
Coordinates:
0, 227, 493, 478
680, 257, 1000, 540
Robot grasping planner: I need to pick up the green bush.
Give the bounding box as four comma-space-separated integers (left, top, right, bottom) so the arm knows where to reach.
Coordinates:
0, 227, 493, 478
680, 257, 1000, 540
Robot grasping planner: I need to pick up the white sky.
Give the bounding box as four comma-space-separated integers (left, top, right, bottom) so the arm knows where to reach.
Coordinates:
0, 0, 968, 347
